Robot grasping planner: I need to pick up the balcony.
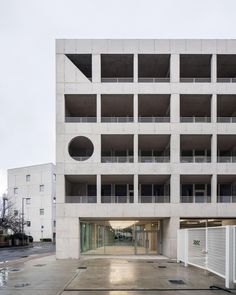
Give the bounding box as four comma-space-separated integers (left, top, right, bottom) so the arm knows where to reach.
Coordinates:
217, 55, 236, 83
139, 175, 170, 203
101, 95, 133, 123
101, 175, 133, 203
138, 54, 170, 83
65, 54, 92, 81
101, 54, 133, 83
138, 95, 170, 123
180, 95, 211, 123
180, 135, 211, 163
180, 54, 212, 83
68, 136, 94, 161
217, 135, 236, 163
217, 175, 236, 203
139, 135, 170, 163
65, 94, 96, 123
180, 175, 211, 203
101, 135, 133, 163
65, 175, 97, 203
217, 95, 236, 123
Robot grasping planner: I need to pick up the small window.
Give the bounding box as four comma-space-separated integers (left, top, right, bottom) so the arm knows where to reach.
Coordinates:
53, 197, 56, 204
53, 173, 56, 181
39, 184, 44, 192
26, 174, 30, 182
14, 187, 18, 195
53, 220, 56, 227
14, 210, 18, 216
27, 221, 31, 227
40, 209, 44, 215
26, 198, 31, 205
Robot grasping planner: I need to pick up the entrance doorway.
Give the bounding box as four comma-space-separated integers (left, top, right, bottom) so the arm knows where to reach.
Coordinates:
80, 219, 161, 255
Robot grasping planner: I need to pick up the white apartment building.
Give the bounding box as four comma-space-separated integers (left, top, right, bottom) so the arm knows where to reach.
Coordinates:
56, 39, 236, 259
8, 163, 56, 241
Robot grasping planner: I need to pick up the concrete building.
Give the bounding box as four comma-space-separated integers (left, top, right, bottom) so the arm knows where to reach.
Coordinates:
8, 163, 56, 241
56, 39, 236, 259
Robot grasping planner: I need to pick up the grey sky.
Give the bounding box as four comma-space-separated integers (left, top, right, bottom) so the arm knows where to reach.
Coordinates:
0, 0, 236, 194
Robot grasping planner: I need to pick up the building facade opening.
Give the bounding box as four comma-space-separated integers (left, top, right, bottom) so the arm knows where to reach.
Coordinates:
80, 219, 161, 255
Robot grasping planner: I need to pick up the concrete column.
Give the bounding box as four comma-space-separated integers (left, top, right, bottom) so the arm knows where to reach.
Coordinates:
133, 54, 138, 83
211, 174, 217, 203
162, 217, 179, 258
92, 54, 101, 83
171, 93, 180, 123
134, 174, 138, 203
97, 174, 101, 203
97, 94, 101, 123
134, 134, 138, 163
211, 134, 217, 163
171, 174, 180, 203
171, 133, 180, 163
133, 94, 138, 123
211, 54, 217, 83
211, 94, 217, 123
170, 54, 179, 83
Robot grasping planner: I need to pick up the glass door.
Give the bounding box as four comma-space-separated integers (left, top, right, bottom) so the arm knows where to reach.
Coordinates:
135, 230, 158, 254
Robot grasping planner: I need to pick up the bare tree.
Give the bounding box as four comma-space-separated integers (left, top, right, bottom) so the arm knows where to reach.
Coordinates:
0, 196, 25, 234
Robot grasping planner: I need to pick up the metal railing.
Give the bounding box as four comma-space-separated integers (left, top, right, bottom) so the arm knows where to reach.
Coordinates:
217, 156, 236, 163
101, 117, 133, 123
138, 77, 170, 83
138, 195, 170, 203
138, 117, 170, 123
139, 156, 170, 163
65, 117, 96, 123
180, 195, 211, 203
181, 156, 211, 163
72, 156, 90, 161
217, 195, 236, 203
101, 77, 133, 83
217, 117, 236, 123
217, 78, 236, 83
101, 195, 134, 203
101, 156, 134, 163
180, 77, 211, 83
66, 196, 97, 203
180, 117, 211, 123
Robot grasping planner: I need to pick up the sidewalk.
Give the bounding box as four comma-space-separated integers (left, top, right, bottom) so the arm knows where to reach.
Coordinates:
0, 254, 233, 295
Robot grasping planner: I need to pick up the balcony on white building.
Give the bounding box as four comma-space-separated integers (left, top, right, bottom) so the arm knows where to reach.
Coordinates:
138, 135, 170, 163
65, 94, 96, 123
217, 175, 236, 203
217, 135, 236, 163
101, 95, 133, 123
138, 94, 170, 123
217, 95, 236, 122
180, 175, 211, 203
101, 175, 134, 203
180, 95, 211, 123
101, 135, 133, 163
138, 175, 170, 203
101, 54, 133, 82
180, 135, 211, 163
217, 55, 236, 83
180, 54, 212, 83
65, 175, 97, 203
138, 54, 170, 83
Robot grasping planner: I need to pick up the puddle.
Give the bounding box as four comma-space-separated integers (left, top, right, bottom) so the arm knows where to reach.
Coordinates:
0, 268, 8, 287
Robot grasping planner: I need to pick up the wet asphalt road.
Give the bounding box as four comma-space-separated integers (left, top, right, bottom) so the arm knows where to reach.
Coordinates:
0, 243, 55, 263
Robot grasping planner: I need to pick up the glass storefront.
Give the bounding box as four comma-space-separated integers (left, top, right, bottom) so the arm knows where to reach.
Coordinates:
80, 220, 161, 255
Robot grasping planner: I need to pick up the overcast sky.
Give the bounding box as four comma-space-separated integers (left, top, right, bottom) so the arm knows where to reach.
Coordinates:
0, 0, 236, 194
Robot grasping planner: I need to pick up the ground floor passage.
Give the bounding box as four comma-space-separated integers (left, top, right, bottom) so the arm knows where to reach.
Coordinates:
80, 219, 162, 255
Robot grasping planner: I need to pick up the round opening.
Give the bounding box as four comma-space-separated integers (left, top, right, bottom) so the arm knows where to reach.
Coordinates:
68, 136, 94, 161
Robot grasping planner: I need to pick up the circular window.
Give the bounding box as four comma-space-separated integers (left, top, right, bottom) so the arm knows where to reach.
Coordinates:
68, 136, 94, 161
